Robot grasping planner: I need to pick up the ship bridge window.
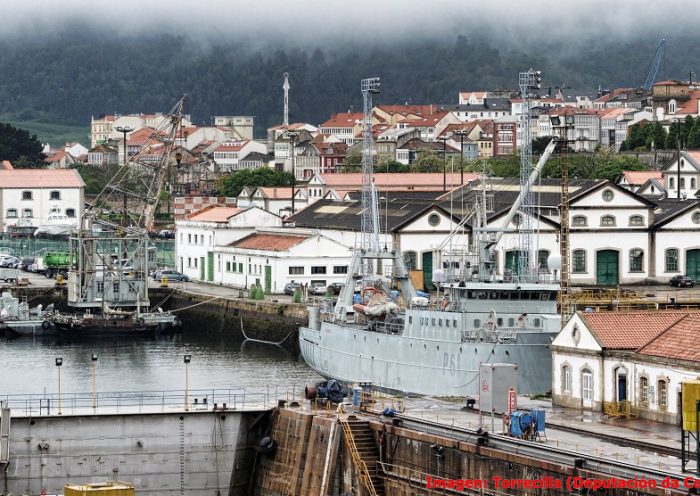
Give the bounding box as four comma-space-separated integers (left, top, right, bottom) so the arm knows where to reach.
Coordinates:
438, 319, 442, 326
408, 316, 412, 324
533, 318, 541, 327
499, 291, 510, 300
550, 292, 558, 301
445, 319, 449, 328
489, 291, 499, 299
468, 291, 476, 299
453, 319, 457, 327
539, 293, 549, 301
497, 318, 503, 326
478, 291, 487, 299
474, 319, 481, 327
508, 318, 515, 327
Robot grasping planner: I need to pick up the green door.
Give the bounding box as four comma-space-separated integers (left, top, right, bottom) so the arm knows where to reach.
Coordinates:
199, 256, 205, 280
264, 265, 272, 294
596, 250, 619, 286
686, 249, 700, 280
207, 252, 214, 282
422, 251, 433, 290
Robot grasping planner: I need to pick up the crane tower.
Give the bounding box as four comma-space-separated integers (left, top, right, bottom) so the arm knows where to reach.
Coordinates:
360, 77, 381, 278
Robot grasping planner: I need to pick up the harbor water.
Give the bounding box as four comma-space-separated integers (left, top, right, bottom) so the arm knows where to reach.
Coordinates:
0, 329, 322, 396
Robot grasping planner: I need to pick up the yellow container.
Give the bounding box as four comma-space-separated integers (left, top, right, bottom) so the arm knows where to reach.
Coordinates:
682, 381, 700, 432
64, 481, 134, 496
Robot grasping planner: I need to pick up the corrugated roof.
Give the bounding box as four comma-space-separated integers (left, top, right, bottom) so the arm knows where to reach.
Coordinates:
580, 311, 687, 349
231, 232, 308, 251
0, 168, 85, 188
637, 314, 700, 362
187, 205, 244, 222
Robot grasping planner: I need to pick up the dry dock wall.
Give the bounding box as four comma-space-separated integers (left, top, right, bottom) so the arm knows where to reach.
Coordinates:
1, 409, 269, 496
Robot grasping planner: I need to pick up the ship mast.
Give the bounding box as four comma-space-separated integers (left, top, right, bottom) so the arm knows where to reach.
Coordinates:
360, 77, 381, 280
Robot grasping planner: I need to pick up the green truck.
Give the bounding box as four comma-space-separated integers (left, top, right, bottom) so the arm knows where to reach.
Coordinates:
40, 252, 72, 278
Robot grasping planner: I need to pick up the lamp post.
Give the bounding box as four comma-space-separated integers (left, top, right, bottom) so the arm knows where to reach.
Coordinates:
438, 136, 449, 192
55, 357, 63, 415
183, 354, 191, 411
452, 130, 468, 186
115, 126, 134, 227
91, 353, 98, 410
286, 131, 300, 215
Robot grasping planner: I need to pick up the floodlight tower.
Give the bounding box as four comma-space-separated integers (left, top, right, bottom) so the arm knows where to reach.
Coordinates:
283, 72, 290, 128
360, 77, 381, 266
517, 69, 542, 283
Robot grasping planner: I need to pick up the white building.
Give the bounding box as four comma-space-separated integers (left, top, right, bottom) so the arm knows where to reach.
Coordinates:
214, 230, 351, 293
660, 150, 700, 199
212, 116, 254, 140
90, 113, 193, 147
174, 205, 282, 282
0, 161, 84, 233
211, 140, 268, 172
552, 311, 700, 424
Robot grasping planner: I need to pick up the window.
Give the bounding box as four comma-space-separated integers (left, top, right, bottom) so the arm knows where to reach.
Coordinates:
226, 261, 231, 272
693, 211, 700, 225
693, 178, 697, 189
573, 249, 586, 273
572, 215, 587, 227
562, 365, 572, 393
582, 369, 593, 401
537, 250, 549, 272
629, 249, 643, 272
66, 208, 76, 218
640, 376, 649, 405
658, 380, 668, 410
289, 266, 304, 275
311, 266, 327, 274
681, 178, 686, 189
670, 177, 675, 189
22, 209, 33, 218
601, 215, 616, 226
629, 215, 644, 226
22, 191, 32, 200
333, 265, 348, 274
188, 234, 192, 243
113, 282, 120, 294
404, 251, 417, 270
50, 191, 61, 200
428, 213, 441, 227
665, 248, 679, 272
6, 209, 17, 218
602, 189, 614, 201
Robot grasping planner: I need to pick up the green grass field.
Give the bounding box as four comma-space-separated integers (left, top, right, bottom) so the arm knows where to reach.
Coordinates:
0, 113, 89, 148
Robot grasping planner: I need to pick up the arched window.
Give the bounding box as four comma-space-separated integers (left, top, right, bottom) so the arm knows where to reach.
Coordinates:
572, 215, 587, 227
582, 369, 593, 401
572, 249, 586, 273
601, 215, 616, 226
670, 177, 675, 189
669, 99, 677, 114
640, 376, 649, 406
658, 379, 668, 410
629, 249, 644, 272
629, 215, 644, 226
665, 248, 679, 272
561, 364, 572, 393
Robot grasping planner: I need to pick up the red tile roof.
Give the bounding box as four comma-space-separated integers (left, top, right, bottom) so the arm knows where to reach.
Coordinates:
319, 112, 364, 129
126, 127, 157, 145
621, 170, 663, 185
45, 150, 67, 163
231, 232, 308, 251
319, 172, 478, 189
186, 205, 244, 222
213, 140, 250, 152
580, 311, 688, 349
0, 168, 84, 188
258, 187, 295, 199
637, 314, 700, 362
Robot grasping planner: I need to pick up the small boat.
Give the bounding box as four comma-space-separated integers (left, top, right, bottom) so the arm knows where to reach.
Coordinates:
52, 309, 180, 336
0, 291, 55, 337
34, 210, 78, 238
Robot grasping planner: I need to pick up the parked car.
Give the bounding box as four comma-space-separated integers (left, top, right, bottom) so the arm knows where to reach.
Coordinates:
309, 284, 328, 296
154, 269, 189, 282
670, 275, 695, 287
18, 257, 35, 271
0, 256, 20, 268
327, 282, 345, 295
284, 282, 301, 296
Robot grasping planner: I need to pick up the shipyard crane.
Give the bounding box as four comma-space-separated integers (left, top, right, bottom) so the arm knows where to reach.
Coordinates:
360, 77, 381, 281
68, 95, 187, 310
643, 37, 667, 91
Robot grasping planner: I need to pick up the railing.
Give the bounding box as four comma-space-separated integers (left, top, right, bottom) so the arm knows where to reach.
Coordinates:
340, 418, 380, 496
603, 400, 638, 419
0, 386, 302, 417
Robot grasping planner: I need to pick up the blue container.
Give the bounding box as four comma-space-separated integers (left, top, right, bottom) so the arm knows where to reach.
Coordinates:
510, 411, 534, 437
352, 386, 363, 407
532, 409, 546, 433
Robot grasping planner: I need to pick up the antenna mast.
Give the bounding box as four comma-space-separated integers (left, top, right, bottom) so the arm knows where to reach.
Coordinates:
360, 78, 381, 273
517, 69, 542, 283
283, 72, 290, 128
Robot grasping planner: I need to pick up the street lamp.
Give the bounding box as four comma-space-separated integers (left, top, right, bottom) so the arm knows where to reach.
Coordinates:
286, 131, 300, 215
115, 126, 134, 227
183, 354, 192, 411
55, 357, 63, 415
438, 136, 449, 192
452, 130, 468, 186
91, 353, 98, 410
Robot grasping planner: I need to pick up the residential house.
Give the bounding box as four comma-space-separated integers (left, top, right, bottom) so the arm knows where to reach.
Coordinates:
90, 112, 192, 147
237, 152, 274, 171
318, 112, 364, 145
87, 144, 118, 166
617, 171, 663, 193
174, 205, 282, 282
660, 150, 700, 198
44, 150, 76, 169
212, 140, 268, 173
552, 311, 700, 424
0, 161, 85, 233
593, 88, 648, 110
296, 140, 347, 179
212, 116, 254, 140
173, 197, 237, 220
248, 187, 309, 217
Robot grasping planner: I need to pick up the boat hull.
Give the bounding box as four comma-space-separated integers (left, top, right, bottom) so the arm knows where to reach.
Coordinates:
300, 322, 554, 397
0, 320, 55, 337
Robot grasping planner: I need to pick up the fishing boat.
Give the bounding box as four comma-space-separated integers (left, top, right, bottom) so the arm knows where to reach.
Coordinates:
0, 291, 56, 337
52, 307, 180, 336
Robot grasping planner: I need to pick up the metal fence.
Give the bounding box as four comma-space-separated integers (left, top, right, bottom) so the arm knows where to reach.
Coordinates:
0, 386, 303, 417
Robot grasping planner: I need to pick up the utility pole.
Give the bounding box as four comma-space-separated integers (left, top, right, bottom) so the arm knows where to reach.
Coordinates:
283, 72, 290, 128
115, 125, 134, 228
286, 130, 300, 214
438, 136, 449, 192
453, 130, 468, 186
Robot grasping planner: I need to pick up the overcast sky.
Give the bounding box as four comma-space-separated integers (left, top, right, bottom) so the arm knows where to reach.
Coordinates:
4, 1, 688, 44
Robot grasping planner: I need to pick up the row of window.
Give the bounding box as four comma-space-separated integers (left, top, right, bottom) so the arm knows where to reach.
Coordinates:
19, 190, 63, 201
668, 177, 697, 190
181, 233, 211, 246
572, 214, 644, 227
288, 266, 348, 275
572, 248, 644, 273
6, 208, 75, 218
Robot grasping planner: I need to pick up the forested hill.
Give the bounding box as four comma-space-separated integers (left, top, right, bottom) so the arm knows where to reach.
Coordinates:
1, 30, 699, 135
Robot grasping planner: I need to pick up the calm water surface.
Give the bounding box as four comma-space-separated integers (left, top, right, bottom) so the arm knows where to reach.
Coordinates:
0, 331, 322, 396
